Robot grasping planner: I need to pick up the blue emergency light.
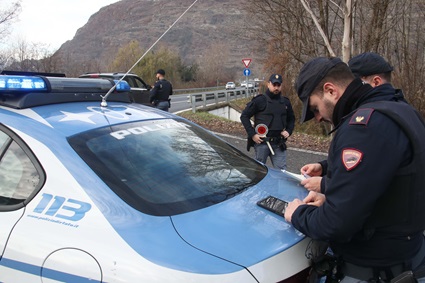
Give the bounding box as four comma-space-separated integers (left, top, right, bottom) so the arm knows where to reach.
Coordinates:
113, 80, 131, 91
0, 76, 47, 91
0, 74, 133, 109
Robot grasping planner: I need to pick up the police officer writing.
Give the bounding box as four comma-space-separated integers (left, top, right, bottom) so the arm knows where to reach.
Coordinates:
301, 52, 407, 194
240, 74, 295, 170
149, 69, 173, 111
285, 57, 425, 282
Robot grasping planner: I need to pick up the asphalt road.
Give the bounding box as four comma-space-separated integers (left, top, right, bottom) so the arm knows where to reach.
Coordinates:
169, 94, 190, 113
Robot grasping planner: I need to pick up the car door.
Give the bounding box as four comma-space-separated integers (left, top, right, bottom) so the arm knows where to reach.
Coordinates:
0, 127, 43, 259
127, 76, 152, 106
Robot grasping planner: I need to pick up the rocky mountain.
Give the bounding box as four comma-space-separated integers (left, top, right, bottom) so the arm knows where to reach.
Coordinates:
54, 0, 260, 75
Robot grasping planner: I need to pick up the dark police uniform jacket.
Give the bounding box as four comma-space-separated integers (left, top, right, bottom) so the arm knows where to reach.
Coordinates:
149, 79, 173, 104
292, 79, 425, 268
240, 90, 295, 149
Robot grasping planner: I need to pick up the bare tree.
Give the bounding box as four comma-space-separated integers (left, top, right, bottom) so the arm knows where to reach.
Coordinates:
300, 0, 337, 58
197, 42, 231, 87
245, 0, 425, 117
0, 0, 21, 40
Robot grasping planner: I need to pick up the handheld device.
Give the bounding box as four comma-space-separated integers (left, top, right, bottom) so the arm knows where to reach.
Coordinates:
257, 195, 288, 217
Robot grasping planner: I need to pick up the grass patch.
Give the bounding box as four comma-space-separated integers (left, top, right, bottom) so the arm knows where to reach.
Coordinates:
179, 110, 229, 123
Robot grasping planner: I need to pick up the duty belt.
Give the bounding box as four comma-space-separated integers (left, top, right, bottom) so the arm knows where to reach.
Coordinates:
342, 262, 405, 282
342, 239, 425, 282
265, 136, 283, 143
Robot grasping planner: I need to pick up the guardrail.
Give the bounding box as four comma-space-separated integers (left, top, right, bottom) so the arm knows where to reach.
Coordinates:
187, 87, 259, 113
174, 86, 223, 95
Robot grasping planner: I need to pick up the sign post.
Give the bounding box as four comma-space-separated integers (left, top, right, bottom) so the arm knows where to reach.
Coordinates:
242, 58, 252, 94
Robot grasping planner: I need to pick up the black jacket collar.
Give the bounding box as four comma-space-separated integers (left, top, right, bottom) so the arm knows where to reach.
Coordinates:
332, 79, 399, 127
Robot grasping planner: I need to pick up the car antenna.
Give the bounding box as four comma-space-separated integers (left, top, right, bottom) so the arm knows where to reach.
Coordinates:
0, 56, 12, 74
101, 0, 199, 107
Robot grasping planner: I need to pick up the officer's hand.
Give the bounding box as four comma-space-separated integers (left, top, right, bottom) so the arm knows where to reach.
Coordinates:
303, 191, 326, 207
301, 176, 322, 192
284, 198, 304, 223
252, 134, 264, 144
300, 163, 323, 177
281, 130, 290, 139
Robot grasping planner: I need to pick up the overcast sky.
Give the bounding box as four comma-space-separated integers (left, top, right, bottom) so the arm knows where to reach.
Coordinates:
3, 0, 120, 50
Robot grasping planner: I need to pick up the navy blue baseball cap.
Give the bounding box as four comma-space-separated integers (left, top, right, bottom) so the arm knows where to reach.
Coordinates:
156, 69, 165, 75
295, 57, 344, 123
269, 74, 282, 84
348, 52, 393, 77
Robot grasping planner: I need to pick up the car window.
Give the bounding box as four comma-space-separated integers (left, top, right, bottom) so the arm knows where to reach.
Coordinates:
133, 77, 147, 88
0, 130, 41, 206
69, 119, 267, 216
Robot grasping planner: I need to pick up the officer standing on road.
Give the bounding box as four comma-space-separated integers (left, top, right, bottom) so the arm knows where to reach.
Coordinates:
285, 57, 425, 282
240, 74, 295, 170
301, 52, 407, 193
150, 69, 173, 111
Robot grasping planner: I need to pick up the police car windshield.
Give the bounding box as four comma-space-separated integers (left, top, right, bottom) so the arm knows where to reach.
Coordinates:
68, 118, 266, 216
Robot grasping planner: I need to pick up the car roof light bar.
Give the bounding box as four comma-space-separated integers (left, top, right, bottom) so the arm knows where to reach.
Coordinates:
0, 76, 48, 91
0, 75, 132, 109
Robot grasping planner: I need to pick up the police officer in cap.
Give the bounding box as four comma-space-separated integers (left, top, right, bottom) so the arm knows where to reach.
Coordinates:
150, 69, 173, 111
349, 52, 407, 102
240, 74, 295, 170
301, 52, 409, 194
285, 57, 425, 282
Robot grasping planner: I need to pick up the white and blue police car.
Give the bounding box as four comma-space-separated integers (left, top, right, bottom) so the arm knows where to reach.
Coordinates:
0, 73, 310, 282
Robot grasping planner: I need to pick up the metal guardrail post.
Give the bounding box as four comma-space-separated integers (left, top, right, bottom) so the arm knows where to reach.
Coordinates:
191, 94, 197, 113
202, 93, 207, 108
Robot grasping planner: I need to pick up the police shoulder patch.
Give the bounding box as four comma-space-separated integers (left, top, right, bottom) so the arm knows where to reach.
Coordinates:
342, 148, 363, 171
349, 108, 375, 125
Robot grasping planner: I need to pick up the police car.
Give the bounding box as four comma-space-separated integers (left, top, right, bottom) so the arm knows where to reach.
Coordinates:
0, 73, 310, 282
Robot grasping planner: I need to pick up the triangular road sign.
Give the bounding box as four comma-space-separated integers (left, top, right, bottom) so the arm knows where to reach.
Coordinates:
242, 58, 252, 68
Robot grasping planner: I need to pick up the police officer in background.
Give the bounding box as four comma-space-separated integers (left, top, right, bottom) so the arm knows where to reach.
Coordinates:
150, 69, 173, 111
240, 74, 295, 170
349, 51, 407, 102
285, 57, 425, 282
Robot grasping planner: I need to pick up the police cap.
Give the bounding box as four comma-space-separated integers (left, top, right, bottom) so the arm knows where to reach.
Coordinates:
295, 57, 344, 123
156, 69, 165, 76
269, 74, 282, 84
348, 52, 393, 77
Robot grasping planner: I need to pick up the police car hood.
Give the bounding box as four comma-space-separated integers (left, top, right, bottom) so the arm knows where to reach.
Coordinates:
171, 169, 308, 268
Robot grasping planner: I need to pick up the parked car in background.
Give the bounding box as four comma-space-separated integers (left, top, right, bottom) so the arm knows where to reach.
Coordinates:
225, 82, 236, 90
0, 72, 312, 282
79, 72, 151, 106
